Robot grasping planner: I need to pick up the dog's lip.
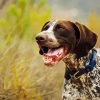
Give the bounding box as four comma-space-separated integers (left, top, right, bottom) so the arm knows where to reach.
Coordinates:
39, 46, 49, 55
36, 40, 47, 45
39, 46, 63, 55
40, 45, 62, 49
39, 45, 68, 66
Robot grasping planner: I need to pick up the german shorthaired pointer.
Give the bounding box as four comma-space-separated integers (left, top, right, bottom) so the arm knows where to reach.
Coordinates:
35, 19, 100, 100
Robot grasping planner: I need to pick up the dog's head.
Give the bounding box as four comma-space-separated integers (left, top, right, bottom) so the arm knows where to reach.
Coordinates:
36, 19, 97, 66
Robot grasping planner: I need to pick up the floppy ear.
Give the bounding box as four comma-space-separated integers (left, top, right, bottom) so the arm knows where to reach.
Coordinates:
73, 22, 98, 58
41, 21, 50, 31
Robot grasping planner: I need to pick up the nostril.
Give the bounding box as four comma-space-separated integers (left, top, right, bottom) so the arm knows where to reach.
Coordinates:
36, 36, 46, 41
39, 36, 44, 40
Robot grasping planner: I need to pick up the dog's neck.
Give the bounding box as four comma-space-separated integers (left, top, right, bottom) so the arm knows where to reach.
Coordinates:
62, 53, 90, 81
63, 53, 89, 71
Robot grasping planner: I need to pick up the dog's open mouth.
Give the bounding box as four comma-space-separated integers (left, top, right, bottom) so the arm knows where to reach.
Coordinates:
39, 46, 68, 66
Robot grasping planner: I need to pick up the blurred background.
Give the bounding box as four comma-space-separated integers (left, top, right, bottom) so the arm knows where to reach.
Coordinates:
0, 0, 100, 100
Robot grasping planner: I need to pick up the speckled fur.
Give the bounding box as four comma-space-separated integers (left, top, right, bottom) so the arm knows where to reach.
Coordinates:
62, 50, 100, 100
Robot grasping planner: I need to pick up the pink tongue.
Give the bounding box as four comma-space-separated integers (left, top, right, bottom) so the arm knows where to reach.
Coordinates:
42, 47, 65, 66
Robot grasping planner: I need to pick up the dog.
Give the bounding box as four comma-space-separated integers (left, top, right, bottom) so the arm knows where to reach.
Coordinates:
35, 19, 100, 100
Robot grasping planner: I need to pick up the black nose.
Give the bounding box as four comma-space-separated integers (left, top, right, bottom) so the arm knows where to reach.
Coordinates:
35, 35, 46, 42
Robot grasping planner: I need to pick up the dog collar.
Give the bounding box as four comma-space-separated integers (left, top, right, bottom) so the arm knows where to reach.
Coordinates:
65, 48, 97, 80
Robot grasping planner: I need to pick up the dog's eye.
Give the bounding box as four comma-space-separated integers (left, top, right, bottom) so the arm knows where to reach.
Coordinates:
43, 25, 49, 31
55, 24, 65, 30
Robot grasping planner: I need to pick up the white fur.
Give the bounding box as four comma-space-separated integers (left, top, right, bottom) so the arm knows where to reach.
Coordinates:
37, 20, 60, 47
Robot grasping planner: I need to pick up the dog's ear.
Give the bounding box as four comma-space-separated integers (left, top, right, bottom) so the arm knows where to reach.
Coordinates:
73, 22, 98, 58
41, 21, 50, 31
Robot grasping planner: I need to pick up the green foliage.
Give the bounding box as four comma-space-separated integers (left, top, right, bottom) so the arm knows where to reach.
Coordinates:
0, 0, 51, 99
0, 0, 51, 45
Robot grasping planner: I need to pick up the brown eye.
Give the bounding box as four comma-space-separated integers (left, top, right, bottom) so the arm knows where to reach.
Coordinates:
55, 24, 65, 30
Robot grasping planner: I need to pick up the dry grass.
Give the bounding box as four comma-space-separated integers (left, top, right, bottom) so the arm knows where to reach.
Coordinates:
0, 39, 66, 100
88, 11, 100, 48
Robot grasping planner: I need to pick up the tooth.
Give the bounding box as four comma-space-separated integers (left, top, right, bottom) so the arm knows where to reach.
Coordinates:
50, 58, 52, 62
50, 58, 52, 61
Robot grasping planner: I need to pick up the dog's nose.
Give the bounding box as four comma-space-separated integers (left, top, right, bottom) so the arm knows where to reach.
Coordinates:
36, 35, 46, 42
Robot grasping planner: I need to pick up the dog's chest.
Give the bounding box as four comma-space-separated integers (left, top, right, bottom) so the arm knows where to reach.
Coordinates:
62, 55, 100, 100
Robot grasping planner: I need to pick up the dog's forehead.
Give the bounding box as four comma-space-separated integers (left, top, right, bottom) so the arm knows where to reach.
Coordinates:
48, 20, 57, 26
49, 19, 73, 28
49, 20, 57, 27
58, 20, 73, 26
50, 20, 70, 25
43, 19, 75, 33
